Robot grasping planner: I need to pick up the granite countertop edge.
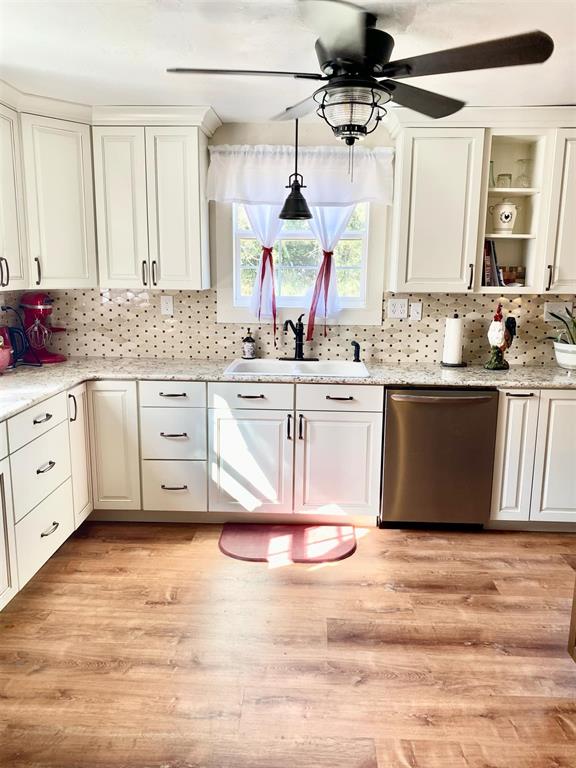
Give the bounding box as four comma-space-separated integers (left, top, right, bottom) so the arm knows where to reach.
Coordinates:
0, 357, 574, 423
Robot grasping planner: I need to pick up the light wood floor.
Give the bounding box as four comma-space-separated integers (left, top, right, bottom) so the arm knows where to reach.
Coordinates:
1, 523, 576, 768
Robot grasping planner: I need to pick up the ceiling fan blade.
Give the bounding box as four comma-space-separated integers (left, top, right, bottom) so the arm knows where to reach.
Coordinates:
272, 96, 318, 121
379, 31, 554, 80
167, 67, 325, 81
298, 0, 374, 60
381, 80, 465, 118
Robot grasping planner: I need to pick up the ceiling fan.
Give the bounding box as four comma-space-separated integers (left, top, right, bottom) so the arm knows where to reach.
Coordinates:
167, 0, 554, 146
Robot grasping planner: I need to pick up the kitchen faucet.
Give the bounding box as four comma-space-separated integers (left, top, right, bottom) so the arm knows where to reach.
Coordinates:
282, 314, 318, 361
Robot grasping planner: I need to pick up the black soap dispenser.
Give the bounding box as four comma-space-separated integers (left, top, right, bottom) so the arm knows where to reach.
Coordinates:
242, 328, 256, 360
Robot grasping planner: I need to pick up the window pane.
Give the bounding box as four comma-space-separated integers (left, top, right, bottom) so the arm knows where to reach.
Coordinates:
334, 238, 362, 267
280, 239, 319, 268
277, 267, 316, 297
336, 268, 361, 297
281, 218, 312, 234
236, 205, 251, 231
346, 203, 367, 232
239, 238, 262, 267
240, 268, 257, 296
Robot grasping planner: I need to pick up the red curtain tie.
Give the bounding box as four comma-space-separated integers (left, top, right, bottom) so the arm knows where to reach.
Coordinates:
306, 250, 333, 342
256, 246, 277, 340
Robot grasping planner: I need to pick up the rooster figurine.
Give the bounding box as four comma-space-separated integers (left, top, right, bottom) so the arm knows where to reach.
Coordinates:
485, 303, 516, 370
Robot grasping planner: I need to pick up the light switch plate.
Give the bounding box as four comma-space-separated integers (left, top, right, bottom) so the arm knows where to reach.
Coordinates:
544, 301, 573, 322
409, 301, 423, 321
387, 298, 409, 319
160, 295, 174, 316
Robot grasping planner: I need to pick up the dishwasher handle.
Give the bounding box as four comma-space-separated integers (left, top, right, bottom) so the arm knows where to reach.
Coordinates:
390, 393, 494, 404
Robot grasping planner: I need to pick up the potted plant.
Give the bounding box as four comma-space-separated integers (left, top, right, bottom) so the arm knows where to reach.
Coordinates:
547, 307, 576, 370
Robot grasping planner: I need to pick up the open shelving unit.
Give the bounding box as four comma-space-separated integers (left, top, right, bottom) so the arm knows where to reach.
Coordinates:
479, 129, 553, 294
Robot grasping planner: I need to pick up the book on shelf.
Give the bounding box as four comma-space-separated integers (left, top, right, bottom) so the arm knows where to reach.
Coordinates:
482, 239, 504, 287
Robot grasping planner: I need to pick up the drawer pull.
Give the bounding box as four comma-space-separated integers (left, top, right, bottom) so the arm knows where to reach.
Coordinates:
506, 392, 535, 398
33, 413, 53, 425
161, 484, 188, 491
36, 460, 56, 475
159, 392, 187, 398
160, 432, 188, 438
237, 394, 266, 399
40, 521, 59, 538
325, 395, 354, 401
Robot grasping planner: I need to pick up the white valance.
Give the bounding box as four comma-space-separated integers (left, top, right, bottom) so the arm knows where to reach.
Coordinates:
207, 144, 394, 206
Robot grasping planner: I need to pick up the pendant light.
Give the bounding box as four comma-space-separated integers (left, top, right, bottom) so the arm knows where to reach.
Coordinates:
279, 119, 312, 221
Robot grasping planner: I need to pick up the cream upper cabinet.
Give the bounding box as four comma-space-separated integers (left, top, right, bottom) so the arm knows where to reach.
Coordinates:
491, 390, 540, 522
20, 114, 97, 288
0, 456, 18, 611
389, 127, 485, 293
88, 381, 141, 511
530, 390, 576, 523
92, 127, 149, 288
0, 104, 27, 291
145, 126, 210, 289
546, 129, 576, 293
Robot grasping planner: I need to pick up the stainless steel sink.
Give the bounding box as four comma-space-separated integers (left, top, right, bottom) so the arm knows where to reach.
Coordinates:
223, 359, 370, 378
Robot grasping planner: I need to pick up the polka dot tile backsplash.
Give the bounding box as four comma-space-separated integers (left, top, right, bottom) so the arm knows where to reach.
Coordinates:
2, 289, 572, 366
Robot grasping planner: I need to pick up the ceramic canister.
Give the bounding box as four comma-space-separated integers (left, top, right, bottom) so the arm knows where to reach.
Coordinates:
489, 200, 520, 232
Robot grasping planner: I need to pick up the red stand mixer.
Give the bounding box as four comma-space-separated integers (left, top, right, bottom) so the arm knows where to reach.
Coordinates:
20, 292, 67, 364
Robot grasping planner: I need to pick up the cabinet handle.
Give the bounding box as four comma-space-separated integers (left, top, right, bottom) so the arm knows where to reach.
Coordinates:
546, 264, 553, 291
151, 260, 158, 286
159, 392, 187, 398
298, 413, 304, 440
325, 395, 354, 401
36, 460, 56, 475
506, 392, 535, 398
40, 521, 59, 538
33, 413, 52, 425
68, 393, 78, 422
467, 263, 474, 290
237, 394, 265, 399
35, 257, 42, 286
0, 257, 9, 287
142, 260, 148, 286
287, 414, 292, 440
160, 432, 188, 438
161, 484, 188, 491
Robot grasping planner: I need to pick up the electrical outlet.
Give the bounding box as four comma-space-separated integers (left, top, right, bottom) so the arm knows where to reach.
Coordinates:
544, 301, 573, 322
409, 301, 423, 321
387, 298, 409, 319
160, 295, 174, 316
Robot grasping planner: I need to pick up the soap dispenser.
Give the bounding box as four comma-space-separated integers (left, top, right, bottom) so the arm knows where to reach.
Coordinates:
242, 328, 256, 360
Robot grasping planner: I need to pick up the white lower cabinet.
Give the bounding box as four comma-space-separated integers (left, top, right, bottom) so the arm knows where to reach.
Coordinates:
88, 381, 141, 511
530, 390, 576, 522
294, 410, 383, 517
208, 408, 294, 514
0, 456, 18, 610
491, 390, 540, 521
68, 383, 92, 528
142, 460, 207, 512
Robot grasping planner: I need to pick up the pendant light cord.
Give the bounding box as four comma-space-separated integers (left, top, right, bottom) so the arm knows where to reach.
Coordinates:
294, 119, 299, 179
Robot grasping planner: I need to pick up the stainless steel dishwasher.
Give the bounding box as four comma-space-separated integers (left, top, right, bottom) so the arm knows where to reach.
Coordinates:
380, 389, 498, 526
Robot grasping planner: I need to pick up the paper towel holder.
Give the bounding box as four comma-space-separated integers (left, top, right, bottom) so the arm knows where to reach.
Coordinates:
441, 312, 468, 368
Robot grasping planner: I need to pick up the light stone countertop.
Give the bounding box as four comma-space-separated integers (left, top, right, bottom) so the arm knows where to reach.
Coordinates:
0, 357, 574, 423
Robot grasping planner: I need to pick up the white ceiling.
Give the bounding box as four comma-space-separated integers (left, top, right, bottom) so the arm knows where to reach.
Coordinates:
0, 0, 575, 122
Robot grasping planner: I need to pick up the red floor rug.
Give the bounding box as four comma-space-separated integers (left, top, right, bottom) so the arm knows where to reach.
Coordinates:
219, 523, 357, 564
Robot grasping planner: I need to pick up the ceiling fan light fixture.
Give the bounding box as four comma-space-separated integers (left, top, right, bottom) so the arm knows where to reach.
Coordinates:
315, 83, 390, 145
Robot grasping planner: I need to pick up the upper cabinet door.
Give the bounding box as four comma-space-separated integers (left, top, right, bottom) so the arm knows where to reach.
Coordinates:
530, 390, 576, 523
93, 127, 149, 289
0, 104, 27, 291
20, 114, 97, 289
145, 127, 210, 290
389, 128, 484, 293
546, 129, 576, 294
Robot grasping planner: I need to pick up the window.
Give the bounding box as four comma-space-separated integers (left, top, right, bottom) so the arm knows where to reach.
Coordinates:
233, 203, 369, 309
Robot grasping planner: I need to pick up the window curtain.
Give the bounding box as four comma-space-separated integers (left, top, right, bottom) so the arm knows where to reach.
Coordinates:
306, 205, 355, 341
245, 204, 283, 336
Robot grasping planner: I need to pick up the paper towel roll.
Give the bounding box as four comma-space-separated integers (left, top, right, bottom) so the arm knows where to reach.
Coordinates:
442, 314, 464, 365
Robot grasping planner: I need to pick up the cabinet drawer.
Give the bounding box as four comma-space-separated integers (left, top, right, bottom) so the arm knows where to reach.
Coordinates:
8, 392, 68, 452
139, 381, 206, 408
0, 422, 7, 460
11, 421, 72, 523
140, 408, 206, 460
296, 384, 384, 412
142, 460, 207, 512
209, 382, 294, 410
15, 479, 74, 587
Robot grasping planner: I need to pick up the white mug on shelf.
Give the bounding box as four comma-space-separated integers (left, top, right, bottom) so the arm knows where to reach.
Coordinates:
489, 200, 520, 232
